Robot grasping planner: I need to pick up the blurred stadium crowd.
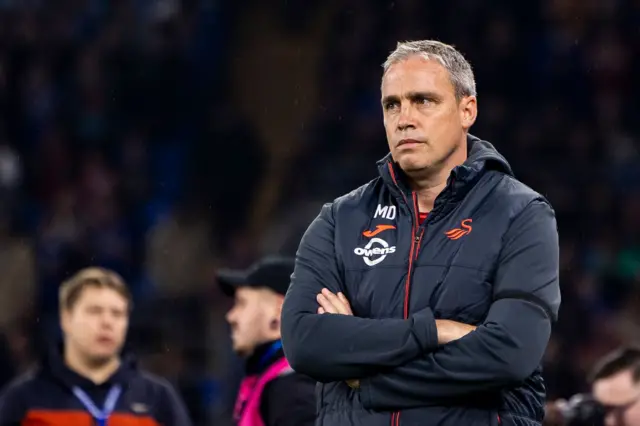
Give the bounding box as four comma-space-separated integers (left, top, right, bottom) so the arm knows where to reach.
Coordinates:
0, 0, 638, 425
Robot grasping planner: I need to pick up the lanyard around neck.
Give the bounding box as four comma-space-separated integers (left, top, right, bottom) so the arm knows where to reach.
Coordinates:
72, 384, 122, 426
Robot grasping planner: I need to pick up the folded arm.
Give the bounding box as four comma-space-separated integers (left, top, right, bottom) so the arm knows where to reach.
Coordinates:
281, 203, 439, 383
360, 200, 561, 410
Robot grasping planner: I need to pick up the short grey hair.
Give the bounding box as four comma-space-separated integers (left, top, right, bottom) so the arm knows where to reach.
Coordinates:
382, 40, 477, 100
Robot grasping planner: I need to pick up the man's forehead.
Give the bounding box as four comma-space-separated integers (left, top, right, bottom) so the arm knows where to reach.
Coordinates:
381, 57, 453, 96
236, 286, 276, 299
77, 286, 126, 303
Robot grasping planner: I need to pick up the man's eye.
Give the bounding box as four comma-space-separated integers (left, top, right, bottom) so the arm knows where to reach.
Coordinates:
384, 102, 398, 111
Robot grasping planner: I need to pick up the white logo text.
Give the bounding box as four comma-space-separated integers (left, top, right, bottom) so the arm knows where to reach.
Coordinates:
354, 238, 396, 266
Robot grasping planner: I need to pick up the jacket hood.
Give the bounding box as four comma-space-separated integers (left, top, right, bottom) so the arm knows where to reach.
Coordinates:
462, 134, 513, 177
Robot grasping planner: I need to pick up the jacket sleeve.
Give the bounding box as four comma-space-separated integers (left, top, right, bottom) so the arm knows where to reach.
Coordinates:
157, 380, 193, 426
360, 199, 561, 410
281, 203, 439, 383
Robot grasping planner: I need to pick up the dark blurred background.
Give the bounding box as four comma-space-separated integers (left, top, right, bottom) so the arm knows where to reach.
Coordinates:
0, 0, 638, 424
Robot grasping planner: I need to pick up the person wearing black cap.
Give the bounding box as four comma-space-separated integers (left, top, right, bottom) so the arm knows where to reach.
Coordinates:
218, 256, 316, 426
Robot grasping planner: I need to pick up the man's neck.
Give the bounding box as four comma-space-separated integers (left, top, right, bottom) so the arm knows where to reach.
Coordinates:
408, 140, 467, 213
64, 346, 120, 385
406, 161, 459, 213
413, 180, 448, 213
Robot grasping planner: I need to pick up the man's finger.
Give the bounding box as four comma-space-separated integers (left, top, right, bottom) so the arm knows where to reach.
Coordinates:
435, 320, 478, 344
317, 294, 337, 313
322, 289, 351, 315
337, 292, 353, 315
317, 293, 339, 314
318, 307, 326, 314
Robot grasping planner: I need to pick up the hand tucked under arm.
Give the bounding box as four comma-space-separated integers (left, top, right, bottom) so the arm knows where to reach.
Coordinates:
435, 320, 477, 344
317, 289, 353, 316
316, 290, 476, 345
316, 290, 477, 389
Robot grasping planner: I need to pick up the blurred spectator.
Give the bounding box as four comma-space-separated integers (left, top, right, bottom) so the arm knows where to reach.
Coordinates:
146, 204, 214, 297
0, 212, 34, 334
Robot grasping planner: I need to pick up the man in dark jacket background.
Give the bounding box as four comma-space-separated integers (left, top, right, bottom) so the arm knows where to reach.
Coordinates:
281, 40, 561, 426
219, 256, 316, 426
0, 267, 191, 426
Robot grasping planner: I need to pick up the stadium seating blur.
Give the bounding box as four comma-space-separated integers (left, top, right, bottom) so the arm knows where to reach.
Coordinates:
0, 0, 638, 424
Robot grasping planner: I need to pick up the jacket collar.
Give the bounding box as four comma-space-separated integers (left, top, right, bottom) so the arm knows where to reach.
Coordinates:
245, 340, 285, 376
40, 342, 137, 390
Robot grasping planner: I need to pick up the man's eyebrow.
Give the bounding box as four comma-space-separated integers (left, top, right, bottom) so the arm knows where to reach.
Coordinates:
406, 90, 443, 101
381, 94, 399, 105
382, 91, 443, 104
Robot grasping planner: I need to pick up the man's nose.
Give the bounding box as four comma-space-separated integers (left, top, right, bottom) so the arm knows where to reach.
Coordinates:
100, 314, 114, 329
397, 104, 416, 131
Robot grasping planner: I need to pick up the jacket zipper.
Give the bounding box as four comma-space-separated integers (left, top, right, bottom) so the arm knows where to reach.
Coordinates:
387, 163, 425, 426
403, 192, 423, 318
396, 193, 424, 426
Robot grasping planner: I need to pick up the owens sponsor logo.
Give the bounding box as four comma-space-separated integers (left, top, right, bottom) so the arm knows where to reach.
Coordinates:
354, 238, 396, 266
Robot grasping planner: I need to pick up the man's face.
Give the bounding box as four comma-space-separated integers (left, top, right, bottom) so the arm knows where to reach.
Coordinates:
381, 56, 476, 175
593, 370, 640, 426
62, 286, 129, 363
226, 287, 278, 357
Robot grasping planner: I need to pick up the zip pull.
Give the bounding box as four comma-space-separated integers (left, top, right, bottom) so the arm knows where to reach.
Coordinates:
413, 232, 422, 261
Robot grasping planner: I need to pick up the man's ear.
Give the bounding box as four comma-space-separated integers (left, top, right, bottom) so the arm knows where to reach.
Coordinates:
262, 289, 284, 320
459, 95, 477, 130
268, 295, 285, 331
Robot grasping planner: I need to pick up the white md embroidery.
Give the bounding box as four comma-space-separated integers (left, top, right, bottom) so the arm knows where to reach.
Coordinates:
374, 204, 397, 220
